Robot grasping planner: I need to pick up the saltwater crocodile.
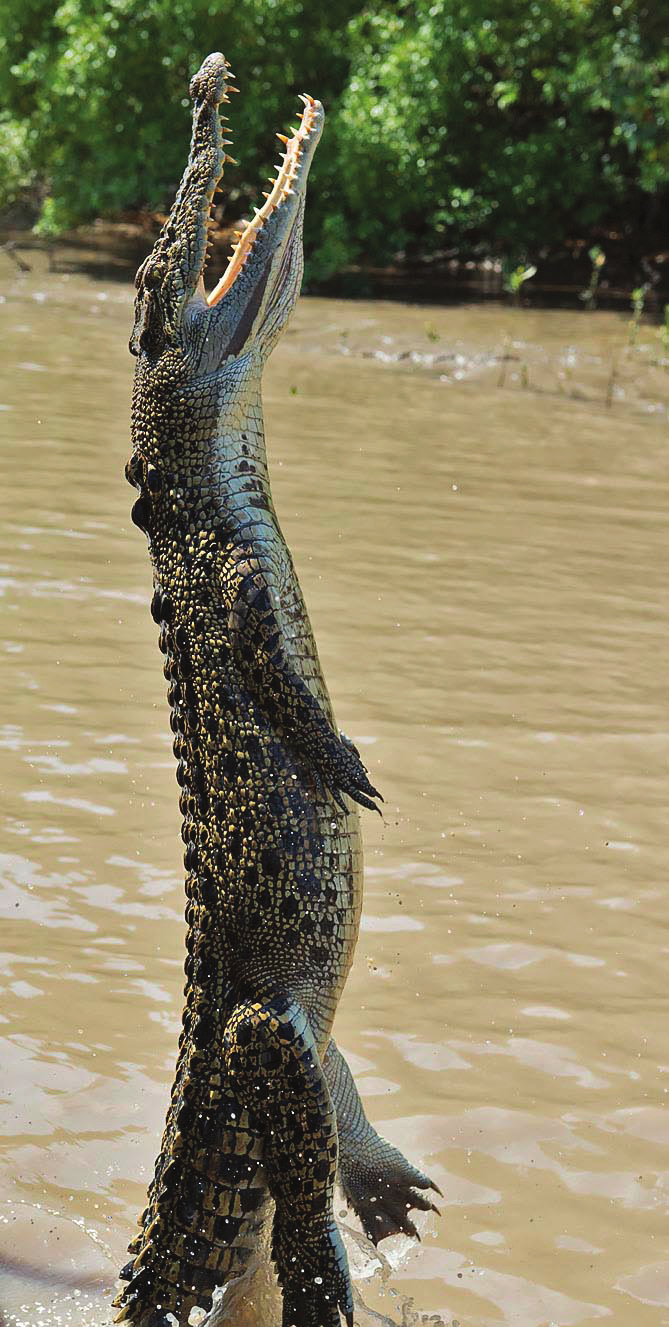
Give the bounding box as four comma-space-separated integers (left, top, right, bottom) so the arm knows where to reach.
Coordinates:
114, 52, 439, 1327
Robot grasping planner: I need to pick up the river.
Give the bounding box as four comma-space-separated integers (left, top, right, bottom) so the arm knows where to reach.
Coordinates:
1, 249, 668, 1327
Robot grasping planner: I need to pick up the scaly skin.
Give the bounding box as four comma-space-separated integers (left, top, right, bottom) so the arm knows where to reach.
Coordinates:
114, 52, 439, 1327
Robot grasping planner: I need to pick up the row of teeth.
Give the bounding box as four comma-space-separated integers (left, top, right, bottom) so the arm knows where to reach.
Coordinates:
205, 92, 317, 307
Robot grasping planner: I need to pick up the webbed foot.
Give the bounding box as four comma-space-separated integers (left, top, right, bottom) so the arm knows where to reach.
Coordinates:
340, 1147, 441, 1246
324, 1039, 441, 1248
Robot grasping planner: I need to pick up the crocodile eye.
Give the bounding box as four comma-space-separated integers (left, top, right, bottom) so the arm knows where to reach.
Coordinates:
144, 260, 165, 290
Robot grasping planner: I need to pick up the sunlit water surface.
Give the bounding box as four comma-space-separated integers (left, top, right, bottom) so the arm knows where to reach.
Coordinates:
1, 255, 668, 1327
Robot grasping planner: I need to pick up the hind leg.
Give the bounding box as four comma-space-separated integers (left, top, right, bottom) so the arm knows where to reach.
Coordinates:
224, 996, 353, 1327
324, 1040, 441, 1246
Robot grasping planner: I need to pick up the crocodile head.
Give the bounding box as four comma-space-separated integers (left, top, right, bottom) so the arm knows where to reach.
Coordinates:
130, 51, 323, 373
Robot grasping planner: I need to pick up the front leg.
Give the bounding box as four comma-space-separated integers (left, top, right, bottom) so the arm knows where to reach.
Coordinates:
224, 996, 353, 1327
225, 554, 382, 813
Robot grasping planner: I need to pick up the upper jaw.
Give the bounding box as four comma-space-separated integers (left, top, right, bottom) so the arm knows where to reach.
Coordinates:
130, 51, 323, 365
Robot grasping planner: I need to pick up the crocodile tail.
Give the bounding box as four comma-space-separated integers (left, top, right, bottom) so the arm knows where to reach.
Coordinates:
113, 1060, 270, 1327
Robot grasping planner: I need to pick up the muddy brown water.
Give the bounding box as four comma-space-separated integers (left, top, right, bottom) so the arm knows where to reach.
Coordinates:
1, 251, 668, 1327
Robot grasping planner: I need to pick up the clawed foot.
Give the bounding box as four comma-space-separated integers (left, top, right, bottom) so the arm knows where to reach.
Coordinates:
328, 732, 382, 815
340, 1149, 441, 1246
274, 1216, 354, 1327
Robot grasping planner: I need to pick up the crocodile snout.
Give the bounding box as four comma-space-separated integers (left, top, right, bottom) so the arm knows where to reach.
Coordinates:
189, 50, 233, 106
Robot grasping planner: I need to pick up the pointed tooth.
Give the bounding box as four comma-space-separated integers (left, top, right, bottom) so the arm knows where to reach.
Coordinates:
261, 191, 270, 199
227, 85, 240, 94
276, 133, 289, 145
224, 154, 238, 165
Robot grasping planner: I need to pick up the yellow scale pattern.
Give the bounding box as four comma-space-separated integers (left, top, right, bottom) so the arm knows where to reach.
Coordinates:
113, 51, 438, 1327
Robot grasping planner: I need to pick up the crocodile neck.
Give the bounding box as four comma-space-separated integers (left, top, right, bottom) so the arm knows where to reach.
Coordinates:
132, 353, 273, 527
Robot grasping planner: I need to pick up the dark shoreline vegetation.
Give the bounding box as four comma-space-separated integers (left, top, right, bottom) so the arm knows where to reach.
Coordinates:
2, 1, 668, 304
3, 216, 669, 317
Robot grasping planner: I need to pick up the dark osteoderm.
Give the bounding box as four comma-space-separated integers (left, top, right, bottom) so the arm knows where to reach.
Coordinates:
114, 52, 439, 1327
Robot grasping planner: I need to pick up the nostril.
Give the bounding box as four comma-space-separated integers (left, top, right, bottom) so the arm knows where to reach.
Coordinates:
189, 51, 231, 107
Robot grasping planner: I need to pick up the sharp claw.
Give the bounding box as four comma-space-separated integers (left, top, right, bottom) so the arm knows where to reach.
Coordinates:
349, 788, 382, 814
409, 1188, 438, 1213
331, 785, 347, 812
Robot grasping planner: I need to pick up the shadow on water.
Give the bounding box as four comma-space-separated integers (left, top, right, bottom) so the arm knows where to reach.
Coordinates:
3, 223, 669, 313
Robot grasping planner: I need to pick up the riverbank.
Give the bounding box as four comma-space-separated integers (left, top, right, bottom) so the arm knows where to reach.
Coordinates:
2, 214, 669, 312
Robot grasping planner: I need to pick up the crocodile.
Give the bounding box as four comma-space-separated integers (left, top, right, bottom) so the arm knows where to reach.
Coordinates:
114, 51, 439, 1327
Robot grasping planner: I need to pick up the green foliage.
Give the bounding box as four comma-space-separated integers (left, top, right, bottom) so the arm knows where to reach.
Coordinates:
580, 244, 606, 309
0, 116, 35, 203
660, 305, 669, 356
330, 0, 669, 267
0, 0, 359, 231
628, 282, 647, 343
1, 0, 668, 279
502, 262, 537, 303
